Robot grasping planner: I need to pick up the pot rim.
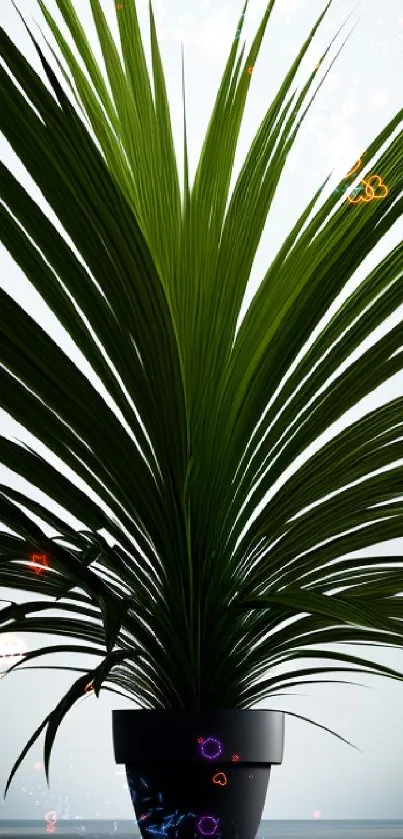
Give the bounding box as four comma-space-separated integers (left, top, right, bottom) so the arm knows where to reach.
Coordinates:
112, 709, 285, 766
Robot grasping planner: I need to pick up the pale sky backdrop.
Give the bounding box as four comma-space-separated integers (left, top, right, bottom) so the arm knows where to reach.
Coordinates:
1, 0, 403, 824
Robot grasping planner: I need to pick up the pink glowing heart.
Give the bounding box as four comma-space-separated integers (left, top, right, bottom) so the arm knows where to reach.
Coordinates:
212, 772, 227, 786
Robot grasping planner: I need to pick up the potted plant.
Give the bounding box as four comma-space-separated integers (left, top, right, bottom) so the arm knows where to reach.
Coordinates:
0, 0, 402, 836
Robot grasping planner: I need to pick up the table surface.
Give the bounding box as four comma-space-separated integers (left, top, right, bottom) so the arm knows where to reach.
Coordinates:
1, 823, 403, 839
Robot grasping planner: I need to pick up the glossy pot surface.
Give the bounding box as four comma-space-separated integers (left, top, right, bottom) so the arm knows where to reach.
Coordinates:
112, 710, 285, 839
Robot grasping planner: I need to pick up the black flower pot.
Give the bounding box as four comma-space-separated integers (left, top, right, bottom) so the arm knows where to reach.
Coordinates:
112, 710, 285, 839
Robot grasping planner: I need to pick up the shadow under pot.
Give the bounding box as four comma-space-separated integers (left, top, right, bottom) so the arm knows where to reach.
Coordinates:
112, 709, 285, 839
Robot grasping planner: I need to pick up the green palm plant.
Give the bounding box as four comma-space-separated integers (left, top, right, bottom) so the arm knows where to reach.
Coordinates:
1, 0, 403, 799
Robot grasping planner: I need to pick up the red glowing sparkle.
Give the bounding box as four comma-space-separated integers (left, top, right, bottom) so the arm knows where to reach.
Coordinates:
231, 754, 240, 762
29, 553, 49, 574
197, 737, 204, 743
45, 811, 58, 834
0, 635, 27, 667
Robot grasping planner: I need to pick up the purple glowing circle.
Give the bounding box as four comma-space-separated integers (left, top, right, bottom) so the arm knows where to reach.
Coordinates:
197, 817, 219, 836
200, 737, 223, 760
